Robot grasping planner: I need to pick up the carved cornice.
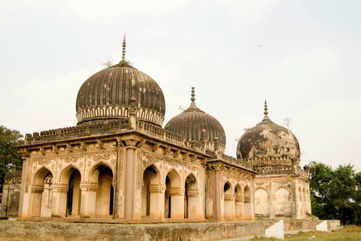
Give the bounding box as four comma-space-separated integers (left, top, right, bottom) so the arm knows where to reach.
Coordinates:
169, 187, 184, 196
80, 183, 98, 192
31, 185, 44, 193
52, 184, 68, 193
149, 184, 162, 193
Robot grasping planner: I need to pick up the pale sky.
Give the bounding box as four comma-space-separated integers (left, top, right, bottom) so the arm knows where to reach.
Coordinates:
1, 0, 360, 170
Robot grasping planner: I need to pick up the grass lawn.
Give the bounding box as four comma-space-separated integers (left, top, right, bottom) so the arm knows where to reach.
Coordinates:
251, 225, 361, 241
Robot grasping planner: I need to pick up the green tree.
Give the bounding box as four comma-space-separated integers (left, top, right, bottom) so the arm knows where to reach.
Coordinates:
308, 162, 361, 225
0, 125, 23, 192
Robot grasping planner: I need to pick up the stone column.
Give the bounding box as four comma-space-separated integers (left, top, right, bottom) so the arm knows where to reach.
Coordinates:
40, 184, 52, 217
29, 185, 43, 217
79, 183, 97, 217
187, 188, 200, 219
224, 193, 234, 219
149, 184, 164, 219
123, 138, 141, 220
235, 194, 242, 219
51, 184, 68, 217
169, 187, 184, 219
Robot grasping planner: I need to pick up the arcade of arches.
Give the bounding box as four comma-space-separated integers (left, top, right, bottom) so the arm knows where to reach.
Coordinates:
15, 41, 311, 222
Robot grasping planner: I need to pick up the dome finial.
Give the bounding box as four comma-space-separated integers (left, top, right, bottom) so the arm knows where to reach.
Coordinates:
263, 99, 269, 120
122, 33, 126, 61
191, 87, 196, 104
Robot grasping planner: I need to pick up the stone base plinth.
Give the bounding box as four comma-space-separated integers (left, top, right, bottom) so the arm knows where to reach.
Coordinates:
0, 218, 320, 241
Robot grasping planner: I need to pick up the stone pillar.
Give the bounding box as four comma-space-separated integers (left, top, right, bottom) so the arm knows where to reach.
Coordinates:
149, 184, 164, 219
40, 184, 52, 217
169, 187, 184, 219
187, 188, 200, 219
1, 184, 9, 214
30, 185, 43, 217
235, 194, 242, 219
51, 184, 68, 217
269, 182, 274, 219
224, 193, 234, 219
79, 184, 97, 217
123, 139, 140, 220
206, 168, 223, 220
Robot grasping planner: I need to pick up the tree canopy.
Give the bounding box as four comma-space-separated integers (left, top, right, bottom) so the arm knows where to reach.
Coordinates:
308, 162, 361, 225
0, 125, 23, 191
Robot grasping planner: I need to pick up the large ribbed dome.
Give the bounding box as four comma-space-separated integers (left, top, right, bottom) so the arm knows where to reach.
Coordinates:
237, 101, 300, 162
165, 88, 226, 151
76, 41, 165, 126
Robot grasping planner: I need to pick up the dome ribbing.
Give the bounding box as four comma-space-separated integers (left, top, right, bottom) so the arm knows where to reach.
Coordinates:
165, 88, 226, 151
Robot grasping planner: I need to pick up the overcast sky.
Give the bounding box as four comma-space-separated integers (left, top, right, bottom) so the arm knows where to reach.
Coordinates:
1, 0, 360, 170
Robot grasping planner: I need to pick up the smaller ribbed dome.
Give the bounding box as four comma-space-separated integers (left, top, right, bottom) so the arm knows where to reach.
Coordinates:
237, 101, 300, 163
165, 88, 226, 152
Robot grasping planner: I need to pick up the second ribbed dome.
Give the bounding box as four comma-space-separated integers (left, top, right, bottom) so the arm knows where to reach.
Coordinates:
165, 88, 226, 152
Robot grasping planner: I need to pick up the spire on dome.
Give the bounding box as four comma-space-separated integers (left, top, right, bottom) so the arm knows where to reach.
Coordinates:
263, 99, 270, 121
122, 34, 126, 61
191, 87, 195, 103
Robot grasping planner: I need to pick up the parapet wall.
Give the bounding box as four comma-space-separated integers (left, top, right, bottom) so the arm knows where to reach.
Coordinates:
0, 219, 320, 241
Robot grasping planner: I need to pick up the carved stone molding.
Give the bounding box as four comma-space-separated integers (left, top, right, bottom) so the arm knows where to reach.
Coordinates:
149, 184, 162, 193
52, 184, 68, 193
169, 187, 184, 196
187, 189, 199, 197
31, 185, 44, 193
80, 183, 98, 192
224, 193, 234, 201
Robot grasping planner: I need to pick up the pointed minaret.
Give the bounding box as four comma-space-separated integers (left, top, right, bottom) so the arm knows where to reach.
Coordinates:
190, 87, 197, 108
263, 99, 270, 121
122, 34, 126, 62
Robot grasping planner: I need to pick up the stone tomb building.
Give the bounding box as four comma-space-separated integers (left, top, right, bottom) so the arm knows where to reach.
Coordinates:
15, 40, 310, 222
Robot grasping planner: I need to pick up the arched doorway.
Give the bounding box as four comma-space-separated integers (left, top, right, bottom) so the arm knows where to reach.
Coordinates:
90, 164, 114, 217
142, 165, 161, 218
184, 174, 198, 219
164, 169, 182, 219
224, 181, 233, 219
31, 167, 53, 217
66, 168, 81, 217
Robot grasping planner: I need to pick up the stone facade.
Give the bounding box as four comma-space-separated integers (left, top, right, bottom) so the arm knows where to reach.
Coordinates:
6, 39, 311, 222
17, 123, 255, 221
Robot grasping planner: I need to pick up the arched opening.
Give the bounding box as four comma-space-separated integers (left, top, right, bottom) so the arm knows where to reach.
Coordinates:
224, 181, 233, 219
66, 168, 81, 217
244, 185, 251, 219
31, 167, 53, 217
142, 165, 161, 218
255, 188, 269, 217
164, 169, 182, 219
234, 184, 242, 218
184, 174, 198, 219
91, 164, 114, 217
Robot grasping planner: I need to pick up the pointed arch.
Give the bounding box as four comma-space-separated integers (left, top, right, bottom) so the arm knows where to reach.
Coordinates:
59, 164, 82, 185
164, 168, 183, 219
142, 164, 161, 218
31, 166, 53, 217
224, 181, 233, 219
90, 163, 114, 217
33, 166, 53, 185
88, 161, 114, 184
184, 173, 199, 219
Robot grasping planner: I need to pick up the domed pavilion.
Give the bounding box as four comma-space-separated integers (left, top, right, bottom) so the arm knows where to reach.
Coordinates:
11, 37, 310, 226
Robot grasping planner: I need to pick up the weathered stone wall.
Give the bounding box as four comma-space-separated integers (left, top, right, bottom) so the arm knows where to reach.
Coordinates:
0, 220, 269, 241
0, 219, 319, 241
